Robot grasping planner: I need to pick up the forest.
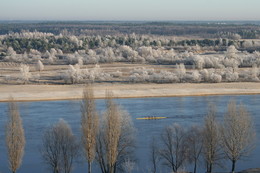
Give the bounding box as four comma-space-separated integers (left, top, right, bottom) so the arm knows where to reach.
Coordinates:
0, 22, 260, 85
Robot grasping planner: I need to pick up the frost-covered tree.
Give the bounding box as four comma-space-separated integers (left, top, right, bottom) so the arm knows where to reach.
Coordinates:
207, 70, 222, 83
50, 48, 58, 56
250, 65, 259, 81
85, 50, 99, 64
223, 58, 239, 68
20, 64, 31, 83
200, 69, 210, 82
128, 67, 154, 83
152, 70, 178, 83
138, 46, 153, 58
48, 55, 56, 64
7, 47, 16, 56
226, 45, 238, 59
176, 63, 186, 82
99, 47, 116, 63
110, 71, 123, 78
43, 51, 51, 59
29, 49, 42, 59
64, 64, 82, 84
36, 60, 44, 71
193, 55, 204, 69
242, 40, 253, 48
54, 49, 62, 56
210, 73, 222, 83
225, 68, 239, 82
119, 45, 138, 62
191, 70, 201, 83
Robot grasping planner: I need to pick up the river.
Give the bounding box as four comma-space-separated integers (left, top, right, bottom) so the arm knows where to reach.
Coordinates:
0, 95, 259, 173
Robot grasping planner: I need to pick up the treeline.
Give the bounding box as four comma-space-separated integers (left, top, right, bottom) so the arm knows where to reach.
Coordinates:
0, 22, 259, 39
1, 31, 260, 55
2, 87, 256, 173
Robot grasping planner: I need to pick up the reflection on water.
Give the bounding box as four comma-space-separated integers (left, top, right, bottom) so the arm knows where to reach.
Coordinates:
0, 95, 259, 173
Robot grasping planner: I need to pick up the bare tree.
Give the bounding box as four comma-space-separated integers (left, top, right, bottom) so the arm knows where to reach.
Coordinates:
122, 158, 135, 173
186, 125, 204, 173
96, 92, 136, 173
202, 104, 222, 173
81, 86, 99, 173
159, 123, 187, 173
221, 100, 256, 173
150, 137, 160, 173
5, 100, 25, 173
41, 119, 80, 173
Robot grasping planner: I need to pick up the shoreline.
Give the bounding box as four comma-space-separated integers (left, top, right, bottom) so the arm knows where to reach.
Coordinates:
0, 82, 260, 102
1, 93, 260, 103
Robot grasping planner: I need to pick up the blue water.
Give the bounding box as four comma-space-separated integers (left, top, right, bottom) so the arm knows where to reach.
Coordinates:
0, 95, 259, 173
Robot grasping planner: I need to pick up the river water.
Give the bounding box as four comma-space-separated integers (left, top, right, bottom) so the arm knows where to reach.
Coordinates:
0, 95, 259, 173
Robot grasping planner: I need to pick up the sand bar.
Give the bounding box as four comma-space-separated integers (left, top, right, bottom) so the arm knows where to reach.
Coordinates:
0, 82, 260, 102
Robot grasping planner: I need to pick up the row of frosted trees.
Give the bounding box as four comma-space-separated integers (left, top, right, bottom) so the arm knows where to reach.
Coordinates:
3, 44, 260, 84
13, 60, 260, 85
4, 91, 256, 173
152, 102, 255, 173
1, 31, 260, 54
3, 44, 260, 68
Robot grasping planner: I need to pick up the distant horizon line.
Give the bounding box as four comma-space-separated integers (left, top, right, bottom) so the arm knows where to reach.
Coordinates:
1, 19, 260, 24
1, 19, 260, 22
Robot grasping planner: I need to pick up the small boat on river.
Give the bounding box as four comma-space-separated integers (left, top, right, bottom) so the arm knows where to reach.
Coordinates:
136, 116, 167, 120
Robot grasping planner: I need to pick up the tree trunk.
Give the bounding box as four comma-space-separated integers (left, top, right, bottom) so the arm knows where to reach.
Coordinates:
231, 160, 236, 173
194, 160, 197, 173
54, 167, 58, 173
207, 163, 212, 173
54, 168, 59, 173
113, 164, 116, 173
110, 166, 114, 173
153, 162, 157, 173
88, 161, 92, 173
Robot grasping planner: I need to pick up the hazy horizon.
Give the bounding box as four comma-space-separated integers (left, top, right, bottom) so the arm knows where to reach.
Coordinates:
1, 0, 260, 21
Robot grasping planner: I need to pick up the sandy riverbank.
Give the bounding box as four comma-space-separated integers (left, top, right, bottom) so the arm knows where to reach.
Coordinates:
0, 82, 260, 102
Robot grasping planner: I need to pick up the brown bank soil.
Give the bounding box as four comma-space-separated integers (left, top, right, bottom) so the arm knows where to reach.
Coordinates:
0, 82, 260, 102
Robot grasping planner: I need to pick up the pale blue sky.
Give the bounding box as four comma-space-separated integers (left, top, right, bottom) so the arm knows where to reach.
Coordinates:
1, 0, 260, 21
